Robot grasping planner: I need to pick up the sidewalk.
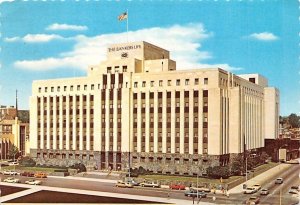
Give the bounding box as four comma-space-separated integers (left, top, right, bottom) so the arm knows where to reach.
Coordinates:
48, 175, 118, 184
229, 163, 293, 194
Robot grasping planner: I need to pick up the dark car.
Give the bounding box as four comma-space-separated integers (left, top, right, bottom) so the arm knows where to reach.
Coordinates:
246, 196, 260, 204
20, 172, 35, 177
275, 178, 283, 184
184, 189, 207, 198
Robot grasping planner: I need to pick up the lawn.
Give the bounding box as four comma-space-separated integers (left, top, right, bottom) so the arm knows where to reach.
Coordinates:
1, 165, 66, 173
136, 162, 279, 187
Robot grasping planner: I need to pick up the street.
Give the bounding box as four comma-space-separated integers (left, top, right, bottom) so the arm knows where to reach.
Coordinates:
1, 163, 299, 204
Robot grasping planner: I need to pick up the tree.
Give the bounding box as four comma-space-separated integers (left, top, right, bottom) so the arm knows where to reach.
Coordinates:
207, 166, 230, 179
259, 152, 269, 164
19, 156, 36, 167
288, 113, 300, 128
230, 155, 244, 175
7, 144, 20, 160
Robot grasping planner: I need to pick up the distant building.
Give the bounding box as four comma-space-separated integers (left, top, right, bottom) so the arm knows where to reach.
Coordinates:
0, 105, 30, 159
30, 41, 280, 175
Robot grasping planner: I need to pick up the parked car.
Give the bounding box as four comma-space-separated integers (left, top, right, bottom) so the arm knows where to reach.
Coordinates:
184, 189, 207, 198
253, 184, 261, 191
4, 177, 20, 183
3, 170, 18, 175
115, 180, 133, 188
34, 172, 47, 178
275, 178, 283, 184
20, 172, 35, 177
125, 178, 139, 186
140, 181, 160, 188
193, 186, 211, 192
170, 184, 186, 190
244, 187, 257, 194
25, 179, 42, 185
260, 188, 269, 195
246, 196, 260, 204
9, 162, 19, 166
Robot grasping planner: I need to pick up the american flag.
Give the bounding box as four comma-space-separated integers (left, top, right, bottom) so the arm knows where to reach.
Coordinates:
118, 12, 128, 21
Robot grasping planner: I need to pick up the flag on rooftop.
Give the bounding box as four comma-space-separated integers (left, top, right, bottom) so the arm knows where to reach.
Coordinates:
118, 12, 128, 21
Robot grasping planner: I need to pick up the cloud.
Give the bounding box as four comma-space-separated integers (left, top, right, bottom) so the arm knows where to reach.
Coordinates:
46, 23, 88, 31
23, 34, 63, 43
248, 32, 279, 41
14, 23, 241, 71
4, 37, 20, 42
5, 34, 63, 43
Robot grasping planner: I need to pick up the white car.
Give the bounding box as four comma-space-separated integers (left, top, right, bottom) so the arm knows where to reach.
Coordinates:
25, 179, 42, 185
253, 184, 262, 191
140, 181, 160, 188
4, 177, 20, 183
9, 162, 19, 166
244, 187, 257, 194
3, 170, 18, 175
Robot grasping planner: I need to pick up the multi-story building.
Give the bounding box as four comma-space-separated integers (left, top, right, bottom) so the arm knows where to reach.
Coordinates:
30, 41, 279, 175
0, 106, 30, 159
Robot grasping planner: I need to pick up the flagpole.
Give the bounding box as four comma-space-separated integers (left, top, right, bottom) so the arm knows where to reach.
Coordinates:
126, 9, 129, 42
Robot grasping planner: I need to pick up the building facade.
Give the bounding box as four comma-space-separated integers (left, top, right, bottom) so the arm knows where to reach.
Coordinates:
0, 106, 30, 159
30, 41, 279, 175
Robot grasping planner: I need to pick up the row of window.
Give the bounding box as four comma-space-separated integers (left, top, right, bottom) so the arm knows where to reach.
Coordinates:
107, 65, 127, 73
134, 78, 208, 88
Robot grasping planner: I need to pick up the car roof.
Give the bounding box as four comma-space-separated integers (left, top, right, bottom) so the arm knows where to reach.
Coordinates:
276, 177, 283, 180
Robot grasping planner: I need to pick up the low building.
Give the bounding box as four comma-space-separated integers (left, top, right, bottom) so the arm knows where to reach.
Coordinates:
30, 41, 279, 175
0, 106, 30, 159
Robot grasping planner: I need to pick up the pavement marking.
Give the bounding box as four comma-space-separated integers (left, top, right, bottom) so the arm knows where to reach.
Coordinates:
1, 186, 41, 202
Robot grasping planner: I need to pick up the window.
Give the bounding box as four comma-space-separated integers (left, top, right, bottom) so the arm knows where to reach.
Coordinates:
107, 67, 112, 73
38, 87, 41, 93
204, 78, 208, 85
142, 81, 146, 87
249, 78, 256, 83
64, 86, 67, 91
185, 79, 189, 85
91, 84, 94, 90
77, 85, 80, 91
57, 86, 60, 92
176, 80, 180, 86
84, 85, 87, 90
70, 86, 73, 91
168, 80, 171, 86
159, 80, 163, 86
195, 78, 199, 85
134, 82, 138, 88
115, 66, 119, 72
45, 87, 48, 92
150, 81, 154, 87
122, 66, 127, 72
51, 87, 54, 92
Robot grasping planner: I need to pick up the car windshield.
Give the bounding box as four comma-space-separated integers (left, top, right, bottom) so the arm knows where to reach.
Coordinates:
250, 197, 257, 200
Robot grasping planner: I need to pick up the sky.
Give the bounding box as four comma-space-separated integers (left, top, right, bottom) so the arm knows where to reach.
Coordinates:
0, 0, 299, 116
